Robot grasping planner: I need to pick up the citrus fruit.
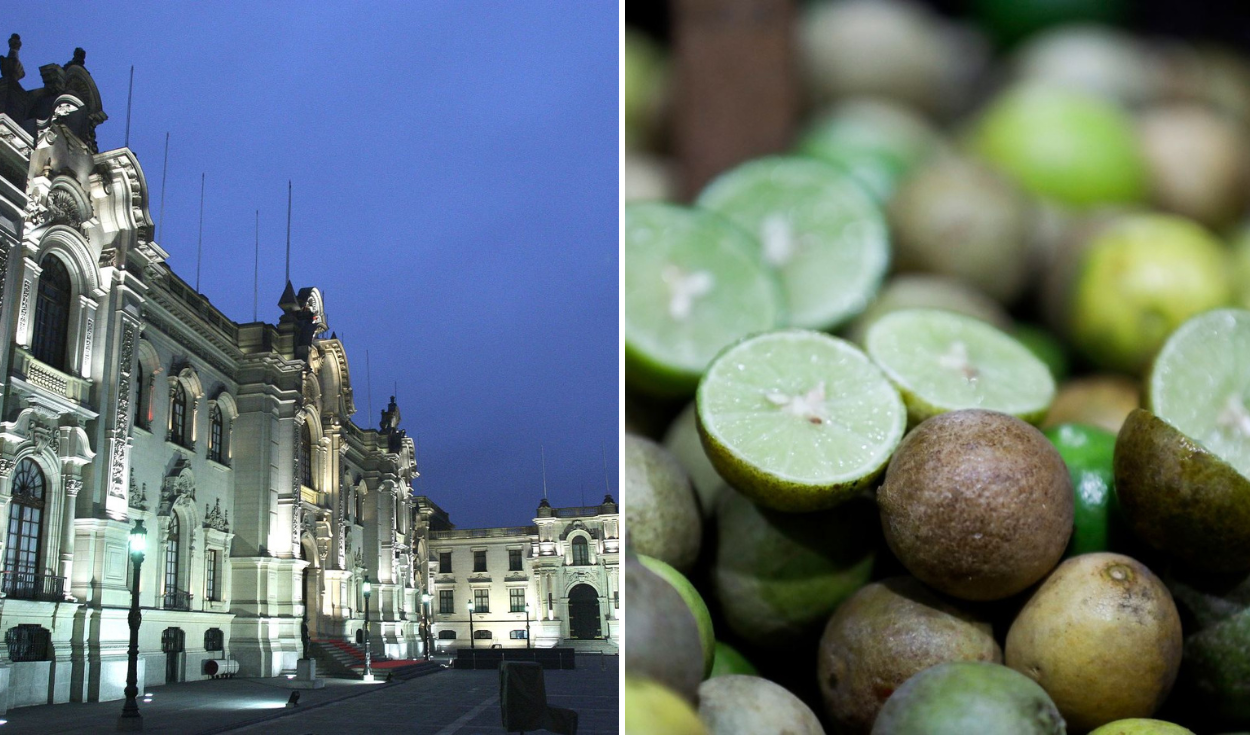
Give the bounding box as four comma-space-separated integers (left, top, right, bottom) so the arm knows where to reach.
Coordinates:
871, 661, 1065, 735
696, 330, 905, 512
1044, 423, 1119, 556
638, 554, 715, 678
864, 309, 1055, 426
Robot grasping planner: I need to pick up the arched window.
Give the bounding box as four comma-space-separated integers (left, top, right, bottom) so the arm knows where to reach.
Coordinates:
134, 365, 150, 430
31, 256, 71, 370
208, 407, 224, 463
438, 630, 456, 640
571, 536, 589, 566
473, 629, 492, 640
299, 423, 313, 488
170, 383, 188, 446
164, 513, 182, 606
4, 459, 46, 598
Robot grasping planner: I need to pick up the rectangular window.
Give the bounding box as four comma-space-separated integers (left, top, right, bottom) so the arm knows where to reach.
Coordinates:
438, 589, 453, 614
509, 549, 522, 571
509, 630, 528, 640
614, 591, 619, 610
548, 592, 553, 611
510, 588, 525, 613
206, 550, 218, 601
473, 550, 486, 572
439, 552, 452, 573
474, 588, 489, 613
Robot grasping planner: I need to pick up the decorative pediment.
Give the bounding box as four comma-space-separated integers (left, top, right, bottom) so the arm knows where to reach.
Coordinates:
159, 460, 195, 514
203, 498, 229, 532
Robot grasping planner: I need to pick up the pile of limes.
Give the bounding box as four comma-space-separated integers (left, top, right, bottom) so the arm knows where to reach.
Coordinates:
624, 2, 1250, 733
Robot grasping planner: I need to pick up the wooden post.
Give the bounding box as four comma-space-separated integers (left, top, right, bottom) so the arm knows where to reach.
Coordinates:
672, 0, 800, 200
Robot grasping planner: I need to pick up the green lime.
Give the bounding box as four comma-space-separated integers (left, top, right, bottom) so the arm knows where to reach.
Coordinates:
1013, 324, 1070, 382
1070, 214, 1233, 374
1087, 719, 1195, 735
696, 330, 905, 512
971, 84, 1146, 208
709, 641, 758, 678
971, 0, 1128, 47
1043, 423, 1118, 556
1234, 226, 1250, 310
624, 676, 707, 734
795, 99, 938, 203
1148, 308, 1250, 480
697, 156, 889, 332
662, 402, 728, 519
625, 203, 784, 397
864, 309, 1055, 426
638, 554, 715, 679
624, 30, 667, 152
846, 273, 1012, 346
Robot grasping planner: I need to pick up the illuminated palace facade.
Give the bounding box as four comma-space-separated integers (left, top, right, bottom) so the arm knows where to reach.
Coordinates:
0, 39, 424, 708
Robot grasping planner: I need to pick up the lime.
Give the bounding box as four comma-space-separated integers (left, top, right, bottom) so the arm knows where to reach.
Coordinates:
846, 273, 1011, 346
1234, 226, 1250, 310
865, 309, 1055, 426
638, 554, 715, 679
1087, 720, 1195, 735
697, 156, 889, 332
624, 676, 707, 735
696, 330, 906, 512
662, 403, 728, 519
1044, 423, 1120, 556
795, 99, 939, 203
1069, 214, 1233, 374
709, 642, 758, 678
625, 203, 784, 397
624, 29, 667, 152
971, 84, 1146, 208
1148, 309, 1250, 480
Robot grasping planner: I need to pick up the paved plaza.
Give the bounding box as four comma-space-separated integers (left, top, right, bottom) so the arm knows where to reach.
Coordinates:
0, 658, 619, 735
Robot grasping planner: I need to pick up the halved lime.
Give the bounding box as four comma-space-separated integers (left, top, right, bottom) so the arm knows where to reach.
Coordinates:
625, 203, 785, 397
865, 309, 1055, 425
1148, 308, 1250, 480
696, 330, 906, 512
697, 156, 890, 332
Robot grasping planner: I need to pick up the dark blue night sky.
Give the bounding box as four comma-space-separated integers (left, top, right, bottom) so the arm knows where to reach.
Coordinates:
7, 2, 619, 528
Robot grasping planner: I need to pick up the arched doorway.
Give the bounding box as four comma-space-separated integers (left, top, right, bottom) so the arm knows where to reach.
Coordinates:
299, 535, 320, 644
567, 584, 601, 640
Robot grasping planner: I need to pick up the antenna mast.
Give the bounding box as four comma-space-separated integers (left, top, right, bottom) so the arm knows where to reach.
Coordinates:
195, 172, 204, 291
157, 132, 169, 241
366, 349, 374, 426
253, 210, 259, 321
124, 65, 134, 148
285, 180, 292, 284
541, 445, 548, 500
602, 440, 612, 495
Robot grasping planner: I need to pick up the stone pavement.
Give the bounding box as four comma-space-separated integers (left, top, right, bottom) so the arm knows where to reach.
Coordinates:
0, 657, 619, 735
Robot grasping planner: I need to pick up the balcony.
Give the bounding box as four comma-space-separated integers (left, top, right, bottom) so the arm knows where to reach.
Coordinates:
12, 349, 92, 405
1, 570, 65, 602
163, 588, 192, 611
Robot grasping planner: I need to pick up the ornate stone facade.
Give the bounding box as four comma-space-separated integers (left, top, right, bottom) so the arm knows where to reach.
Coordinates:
0, 39, 421, 710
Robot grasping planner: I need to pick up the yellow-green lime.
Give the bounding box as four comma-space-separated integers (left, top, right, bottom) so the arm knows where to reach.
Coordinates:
697, 156, 889, 331
625, 203, 784, 397
709, 642, 758, 678
696, 330, 906, 512
624, 676, 708, 735
1087, 719, 1194, 735
864, 309, 1055, 426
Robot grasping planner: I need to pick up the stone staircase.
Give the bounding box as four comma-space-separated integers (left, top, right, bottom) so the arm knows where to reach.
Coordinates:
310, 639, 444, 680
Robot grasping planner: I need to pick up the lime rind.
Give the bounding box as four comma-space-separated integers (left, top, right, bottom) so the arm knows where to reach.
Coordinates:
1148, 308, 1250, 480
625, 202, 785, 396
697, 156, 889, 332
696, 330, 906, 511
865, 309, 1056, 424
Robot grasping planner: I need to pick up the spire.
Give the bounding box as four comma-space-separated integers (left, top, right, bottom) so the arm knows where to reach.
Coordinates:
278, 280, 298, 311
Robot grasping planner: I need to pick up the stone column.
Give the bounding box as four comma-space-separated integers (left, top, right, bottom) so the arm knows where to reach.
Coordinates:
58, 473, 82, 598
103, 316, 139, 519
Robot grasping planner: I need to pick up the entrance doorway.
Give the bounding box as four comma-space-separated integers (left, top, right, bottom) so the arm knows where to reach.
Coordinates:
161, 627, 184, 683
567, 584, 601, 640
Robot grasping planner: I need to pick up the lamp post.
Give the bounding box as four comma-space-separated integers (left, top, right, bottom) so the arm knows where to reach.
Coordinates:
420, 592, 432, 660
362, 575, 373, 682
525, 601, 531, 650
468, 600, 475, 649
118, 520, 147, 731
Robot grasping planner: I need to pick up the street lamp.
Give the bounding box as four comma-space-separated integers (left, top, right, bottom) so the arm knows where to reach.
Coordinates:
118, 520, 147, 731
468, 600, 475, 649
362, 575, 373, 682
525, 601, 531, 650
420, 592, 432, 660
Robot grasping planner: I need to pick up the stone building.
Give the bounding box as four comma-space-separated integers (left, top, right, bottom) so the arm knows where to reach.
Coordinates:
415, 495, 620, 655
0, 37, 424, 708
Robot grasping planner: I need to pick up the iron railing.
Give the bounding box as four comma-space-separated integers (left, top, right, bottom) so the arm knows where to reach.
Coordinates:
1, 570, 65, 602
163, 588, 192, 611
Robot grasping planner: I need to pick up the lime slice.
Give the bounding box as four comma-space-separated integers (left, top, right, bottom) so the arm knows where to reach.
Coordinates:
1148, 308, 1250, 479
865, 309, 1055, 425
626, 203, 785, 397
696, 330, 906, 512
697, 156, 890, 332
